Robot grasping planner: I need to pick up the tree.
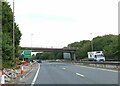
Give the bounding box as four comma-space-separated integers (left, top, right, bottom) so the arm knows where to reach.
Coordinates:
67, 40, 91, 60
93, 34, 118, 59
2, 1, 22, 68
32, 54, 36, 60
118, 34, 120, 60
36, 53, 43, 60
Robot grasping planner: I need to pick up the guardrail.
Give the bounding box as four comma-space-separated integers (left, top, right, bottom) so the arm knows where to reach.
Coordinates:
59, 60, 120, 70
75, 61, 120, 66
73, 61, 120, 70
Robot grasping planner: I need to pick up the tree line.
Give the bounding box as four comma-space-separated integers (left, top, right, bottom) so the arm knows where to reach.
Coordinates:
34, 34, 119, 61
32, 51, 63, 60
67, 34, 119, 60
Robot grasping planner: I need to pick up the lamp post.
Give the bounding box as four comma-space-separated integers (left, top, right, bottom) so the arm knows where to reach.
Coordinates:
31, 34, 33, 53
90, 33, 93, 51
13, 0, 15, 64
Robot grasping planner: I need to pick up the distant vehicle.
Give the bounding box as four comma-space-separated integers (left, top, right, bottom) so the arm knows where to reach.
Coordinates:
88, 51, 105, 62
37, 59, 42, 63
56, 59, 61, 62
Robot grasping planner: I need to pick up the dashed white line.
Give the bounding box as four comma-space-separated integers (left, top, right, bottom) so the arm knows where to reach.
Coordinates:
31, 63, 40, 86
62, 67, 66, 70
76, 73, 85, 77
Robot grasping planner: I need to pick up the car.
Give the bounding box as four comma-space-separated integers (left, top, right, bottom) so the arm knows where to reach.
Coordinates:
37, 60, 42, 63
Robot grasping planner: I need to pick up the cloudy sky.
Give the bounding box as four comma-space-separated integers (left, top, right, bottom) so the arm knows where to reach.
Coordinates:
7, 0, 119, 48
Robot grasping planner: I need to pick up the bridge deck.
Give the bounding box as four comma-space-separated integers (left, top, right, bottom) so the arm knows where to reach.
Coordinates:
21, 47, 78, 52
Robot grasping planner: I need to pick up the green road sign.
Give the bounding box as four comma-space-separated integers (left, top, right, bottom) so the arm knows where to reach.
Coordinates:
20, 50, 32, 58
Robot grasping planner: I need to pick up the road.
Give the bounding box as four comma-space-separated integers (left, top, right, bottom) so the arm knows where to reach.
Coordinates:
19, 61, 118, 85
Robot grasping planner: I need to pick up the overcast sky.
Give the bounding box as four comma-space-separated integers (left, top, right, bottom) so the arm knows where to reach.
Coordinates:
7, 0, 119, 48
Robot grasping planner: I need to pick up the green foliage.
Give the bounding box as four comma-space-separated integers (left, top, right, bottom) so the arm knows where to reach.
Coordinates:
55, 52, 63, 59
68, 40, 91, 59
93, 34, 118, 59
36, 53, 44, 60
35, 51, 63, 60
2, 1, 22, 68
67, 34, 119, 60
118, 34, 120, 60
31, 54, 36, 60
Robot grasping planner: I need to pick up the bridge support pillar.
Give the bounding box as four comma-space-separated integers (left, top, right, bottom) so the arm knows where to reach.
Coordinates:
70, 52, 76, 61
73, 53, 76, 61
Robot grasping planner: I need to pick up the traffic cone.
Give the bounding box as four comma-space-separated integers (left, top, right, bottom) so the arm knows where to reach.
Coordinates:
21, 66, 24, 75
20, 65, 25, 79
1, 68, 5, 84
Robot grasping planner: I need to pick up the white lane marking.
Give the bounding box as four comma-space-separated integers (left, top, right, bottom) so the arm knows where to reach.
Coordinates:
62, 67, 66, 70
75, 65, 118, 73
31, 63, 40, 86
25, 68, 33, 77
76, 73, 85, 77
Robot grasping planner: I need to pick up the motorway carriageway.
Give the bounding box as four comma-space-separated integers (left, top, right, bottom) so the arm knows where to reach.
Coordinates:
19, 61, 118, 85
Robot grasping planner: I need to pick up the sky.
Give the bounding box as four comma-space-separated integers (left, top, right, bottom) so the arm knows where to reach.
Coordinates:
7, 0, 119, 48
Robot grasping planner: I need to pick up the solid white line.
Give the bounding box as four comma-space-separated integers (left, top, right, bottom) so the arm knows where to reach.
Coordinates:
76, 73, 85, 77
31, 63, 40, 86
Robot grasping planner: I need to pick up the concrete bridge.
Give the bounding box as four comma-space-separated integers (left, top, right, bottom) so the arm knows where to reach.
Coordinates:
20, 47, 78, 61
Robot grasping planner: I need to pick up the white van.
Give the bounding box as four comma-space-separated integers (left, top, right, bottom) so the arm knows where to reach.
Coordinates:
88, 51, 105, 62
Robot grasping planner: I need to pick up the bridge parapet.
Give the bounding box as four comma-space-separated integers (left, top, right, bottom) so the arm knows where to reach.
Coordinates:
20, 47, 78, 52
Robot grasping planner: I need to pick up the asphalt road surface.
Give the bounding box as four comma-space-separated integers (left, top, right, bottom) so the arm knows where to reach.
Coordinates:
19, 61, 118, 85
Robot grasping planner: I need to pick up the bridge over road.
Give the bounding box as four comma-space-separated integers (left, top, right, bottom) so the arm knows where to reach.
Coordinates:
20, 47, 78, 61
